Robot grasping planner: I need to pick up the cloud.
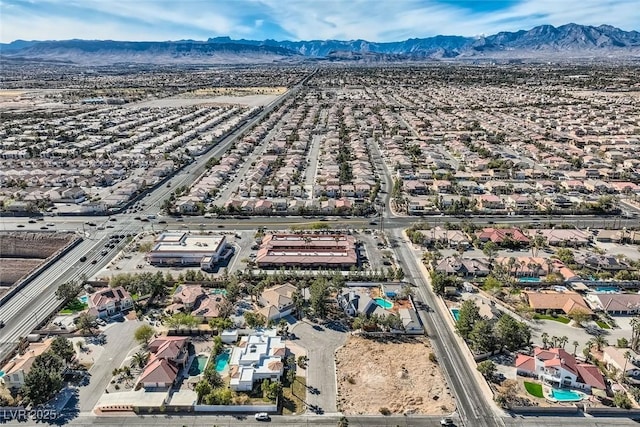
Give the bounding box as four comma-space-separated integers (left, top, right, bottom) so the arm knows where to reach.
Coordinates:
1, 0, 638, 43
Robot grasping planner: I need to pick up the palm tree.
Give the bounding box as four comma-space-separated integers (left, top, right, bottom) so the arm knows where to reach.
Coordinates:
572, 340, 580, 355
592, 335, 609, 352
559, 336, 569, 349
623, 350, 633, 382
631, 316, 640, 351
541, 332, 549, 349
551, 335, 559, 348
130, 351, 150, 369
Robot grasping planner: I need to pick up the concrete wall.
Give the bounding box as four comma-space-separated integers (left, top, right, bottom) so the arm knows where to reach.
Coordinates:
584, 407, 640, 417
509, 405, 580, 415
193, 404, 277, 413
0, 231, 74, 258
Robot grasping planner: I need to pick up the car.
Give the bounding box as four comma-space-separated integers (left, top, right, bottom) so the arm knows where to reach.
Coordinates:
28, 220, 36, 224
79, 256, 87, 262
100, 250, 108, 256
369, 221, 377, 225
40, 226, 48, 230
17, 224, 25, 228
86, 222, 96, 226
254, 412, 270, 421
440, 417, 454, 426
134, 216, 141, 220
0, 320, 5, 328
91, 259, 97, 264
109, 217, 117, 222
158, 220, 167, 224
46, 223, 55, 227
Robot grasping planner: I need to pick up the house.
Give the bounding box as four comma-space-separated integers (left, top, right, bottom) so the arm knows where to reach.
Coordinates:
434, 257, 491, 277
420, 227, 470, 248
398, 308, 424, 334
137, 337, 188, 390
585, 293, 640, 315
229, 329, 286, 391
258, 283, 297, 321
476, 228, 530, 246
524, 290, 592, 316
602, 347, 640, 379
168, 285, 229, 320
516, 347, 606, 392
89, 286, 134, 319
530, 229, 591, 247
0, 338, 54, 389
337, 288, 387, 317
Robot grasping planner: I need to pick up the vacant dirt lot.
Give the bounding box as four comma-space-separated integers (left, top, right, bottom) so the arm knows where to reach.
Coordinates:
336, 335, 454, 415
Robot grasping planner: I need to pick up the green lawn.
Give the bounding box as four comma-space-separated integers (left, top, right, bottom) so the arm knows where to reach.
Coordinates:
60, 299, 88, 314
533, 314, 570, 324
595, 320, 611, 329
524, 381, 544, 398
281, 376, 307, 415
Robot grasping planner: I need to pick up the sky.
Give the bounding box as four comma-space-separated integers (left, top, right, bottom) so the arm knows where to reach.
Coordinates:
1, 0, 639, 43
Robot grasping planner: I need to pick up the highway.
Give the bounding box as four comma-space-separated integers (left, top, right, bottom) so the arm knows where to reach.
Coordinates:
0, 72, 311, 363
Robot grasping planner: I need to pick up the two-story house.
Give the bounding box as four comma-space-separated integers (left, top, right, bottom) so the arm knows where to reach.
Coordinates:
258, 284, 297, 321
89, 286, 134, 319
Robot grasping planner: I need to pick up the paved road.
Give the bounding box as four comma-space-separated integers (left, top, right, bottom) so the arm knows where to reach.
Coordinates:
290, 320, 348, 414
77, 320, 142, 412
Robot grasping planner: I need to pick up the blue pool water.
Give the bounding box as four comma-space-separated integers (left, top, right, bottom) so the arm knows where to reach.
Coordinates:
374, 297, 393, 309
78, 295, 89, 304
451, 308, 460, 322
596, 286, 620, 293
551, 388, 583, 401
189, 355, 208, 376
214, 350, 230, 372
519, 277, 541, 283
0, 370, 4, 378
210, 288, 227, 296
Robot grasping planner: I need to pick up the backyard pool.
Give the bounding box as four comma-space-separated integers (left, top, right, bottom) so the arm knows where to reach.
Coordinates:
550, 388, 585, 402
0, 370, 4, 378
519, 277, 541, 283
78, 295, 89, 304
595, 286, 620, 293
210, 288, 227, 296
188, 355, 208, 376
374, 297, 393, 310
451, 308, 460, 322
214, 349, 231, 372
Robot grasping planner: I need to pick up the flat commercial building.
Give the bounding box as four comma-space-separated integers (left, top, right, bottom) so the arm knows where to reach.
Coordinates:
256, 233, 358, 269
147, 232, 229, 269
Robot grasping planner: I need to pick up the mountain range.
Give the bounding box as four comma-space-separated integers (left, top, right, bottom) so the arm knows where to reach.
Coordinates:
1, 23, 639, 65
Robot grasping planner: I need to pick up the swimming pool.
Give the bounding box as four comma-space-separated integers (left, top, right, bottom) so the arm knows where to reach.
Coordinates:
519, 277, 541, 283
551, 388, 584, 402
214, 349, 230, 372
188, 355, 208, 376
78, 295, 89, 304
596, 286, 620, 293
374, 297, 393, 309
451, 308, 460, 322
210, 288, 227, 296
0, 370, 4, 378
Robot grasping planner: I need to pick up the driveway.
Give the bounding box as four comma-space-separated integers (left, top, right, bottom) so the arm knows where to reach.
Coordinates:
76, 319, 142, 412
290, 320, 348, 415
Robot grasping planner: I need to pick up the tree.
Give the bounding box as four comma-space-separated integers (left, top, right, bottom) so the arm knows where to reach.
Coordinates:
494, 314, 531, 351
541, 332, 550, 349
203, 363, 224, 388
469, 319, 496, 353
243, 311, 266, 328
134, 324, 155, 347
50, 336, 75, 364
130, 351, 149, 369
613, 391, 632, 409
482, 241, 498, 269
568, 308, 591, 326
55, 280, 82, 303
618, 337, 629, 348
209, 317, 233, 333
309, 278, 329, 318
22, 361, 64, 405
572, 340, 580, 355
455, 299, 481, 340
591, 335, 609, 352
195, 380, 212, 402
559, 335, 569, 349
75, 312, 96, 334
631, 316, 640, 352
477, 360, 497, 381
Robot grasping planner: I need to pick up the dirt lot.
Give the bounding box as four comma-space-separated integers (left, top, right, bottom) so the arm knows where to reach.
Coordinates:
336, 335, 454, 415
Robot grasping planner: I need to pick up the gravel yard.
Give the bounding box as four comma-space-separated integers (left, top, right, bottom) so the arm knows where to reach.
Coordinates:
336, 335, 454, 415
